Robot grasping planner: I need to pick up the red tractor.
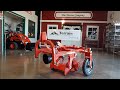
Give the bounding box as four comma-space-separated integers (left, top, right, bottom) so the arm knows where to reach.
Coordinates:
6, 32, 32, 50
35, 32, 94, 76
5, 23, 32, 50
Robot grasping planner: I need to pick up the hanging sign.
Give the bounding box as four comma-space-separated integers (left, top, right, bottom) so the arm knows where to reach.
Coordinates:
47, 29, 81, 41
54, 11, 93, 19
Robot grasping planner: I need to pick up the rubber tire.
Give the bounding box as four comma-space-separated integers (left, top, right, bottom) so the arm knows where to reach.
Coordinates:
43, 54, 52, 64
26, 43, 32, 51
82, 59, 94, 76
10, 42, 18, 50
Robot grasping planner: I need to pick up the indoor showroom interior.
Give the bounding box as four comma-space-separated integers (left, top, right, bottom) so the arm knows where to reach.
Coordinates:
0, 11, 120, 79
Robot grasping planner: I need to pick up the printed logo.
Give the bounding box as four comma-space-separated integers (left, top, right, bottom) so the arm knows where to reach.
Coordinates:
50, 31, 59, 35
50, 31, 73, 36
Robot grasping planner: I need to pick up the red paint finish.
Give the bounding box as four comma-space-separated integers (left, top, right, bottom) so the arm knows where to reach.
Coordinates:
92, 11, 108, 21
63, 23, 82, 26
35, 32, 93, 76
10, 43, 15, 49
42, 11, 108, 21
42, 11, 55, 20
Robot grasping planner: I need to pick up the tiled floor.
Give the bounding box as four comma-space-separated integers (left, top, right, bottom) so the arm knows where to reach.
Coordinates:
0, 49, 120, 79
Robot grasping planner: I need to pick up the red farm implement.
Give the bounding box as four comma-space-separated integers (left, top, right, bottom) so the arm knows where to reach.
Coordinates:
35, 32, 94, 76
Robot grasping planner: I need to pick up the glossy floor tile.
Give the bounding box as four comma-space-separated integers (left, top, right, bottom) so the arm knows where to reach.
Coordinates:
0, 49, 120, 79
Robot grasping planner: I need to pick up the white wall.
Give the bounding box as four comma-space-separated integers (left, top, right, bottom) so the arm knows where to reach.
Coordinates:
107, 11, 120, 25
12, 11, 38, 43
4, 14, 23, 32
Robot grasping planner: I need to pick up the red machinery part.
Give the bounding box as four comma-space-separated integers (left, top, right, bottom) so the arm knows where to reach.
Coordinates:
10, 43, 15, 49
35, 32, 94, 76
6, 32, 31, 50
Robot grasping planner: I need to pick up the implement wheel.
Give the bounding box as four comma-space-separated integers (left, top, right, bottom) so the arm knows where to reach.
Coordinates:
82, 59, 94, 76
10, 42, 18, 50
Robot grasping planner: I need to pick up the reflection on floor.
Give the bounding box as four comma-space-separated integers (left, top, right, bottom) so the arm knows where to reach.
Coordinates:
0, 49, 120, 79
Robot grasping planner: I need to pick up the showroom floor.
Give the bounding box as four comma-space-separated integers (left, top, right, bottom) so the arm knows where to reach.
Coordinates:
0, 49, 120, 79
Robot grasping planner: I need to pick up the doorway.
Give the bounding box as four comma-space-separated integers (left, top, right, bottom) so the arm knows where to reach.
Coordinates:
61, 25, 82, 47
3, 11, 25, 52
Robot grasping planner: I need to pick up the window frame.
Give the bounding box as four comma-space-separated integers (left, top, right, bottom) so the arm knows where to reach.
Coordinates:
86, 25, 99, 41
47, 24, 58, 31
28, 19, 35, 38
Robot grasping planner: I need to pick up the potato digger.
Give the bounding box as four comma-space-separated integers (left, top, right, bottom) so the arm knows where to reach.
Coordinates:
35, 32, 94, 76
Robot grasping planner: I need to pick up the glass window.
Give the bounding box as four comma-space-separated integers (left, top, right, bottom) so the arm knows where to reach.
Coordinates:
87, 26, 99, 40
49, 27, 52, 29
28, 20, 35, 38
53, 27, 57, 29
88, 28, 92, 31
74, 28, 79, 30
65, 28, 70, 30
47, 25, 58, 30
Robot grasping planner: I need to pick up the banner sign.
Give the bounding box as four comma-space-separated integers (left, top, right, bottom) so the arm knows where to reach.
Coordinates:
54, 11, 93, 19
47, 29, 81, 41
